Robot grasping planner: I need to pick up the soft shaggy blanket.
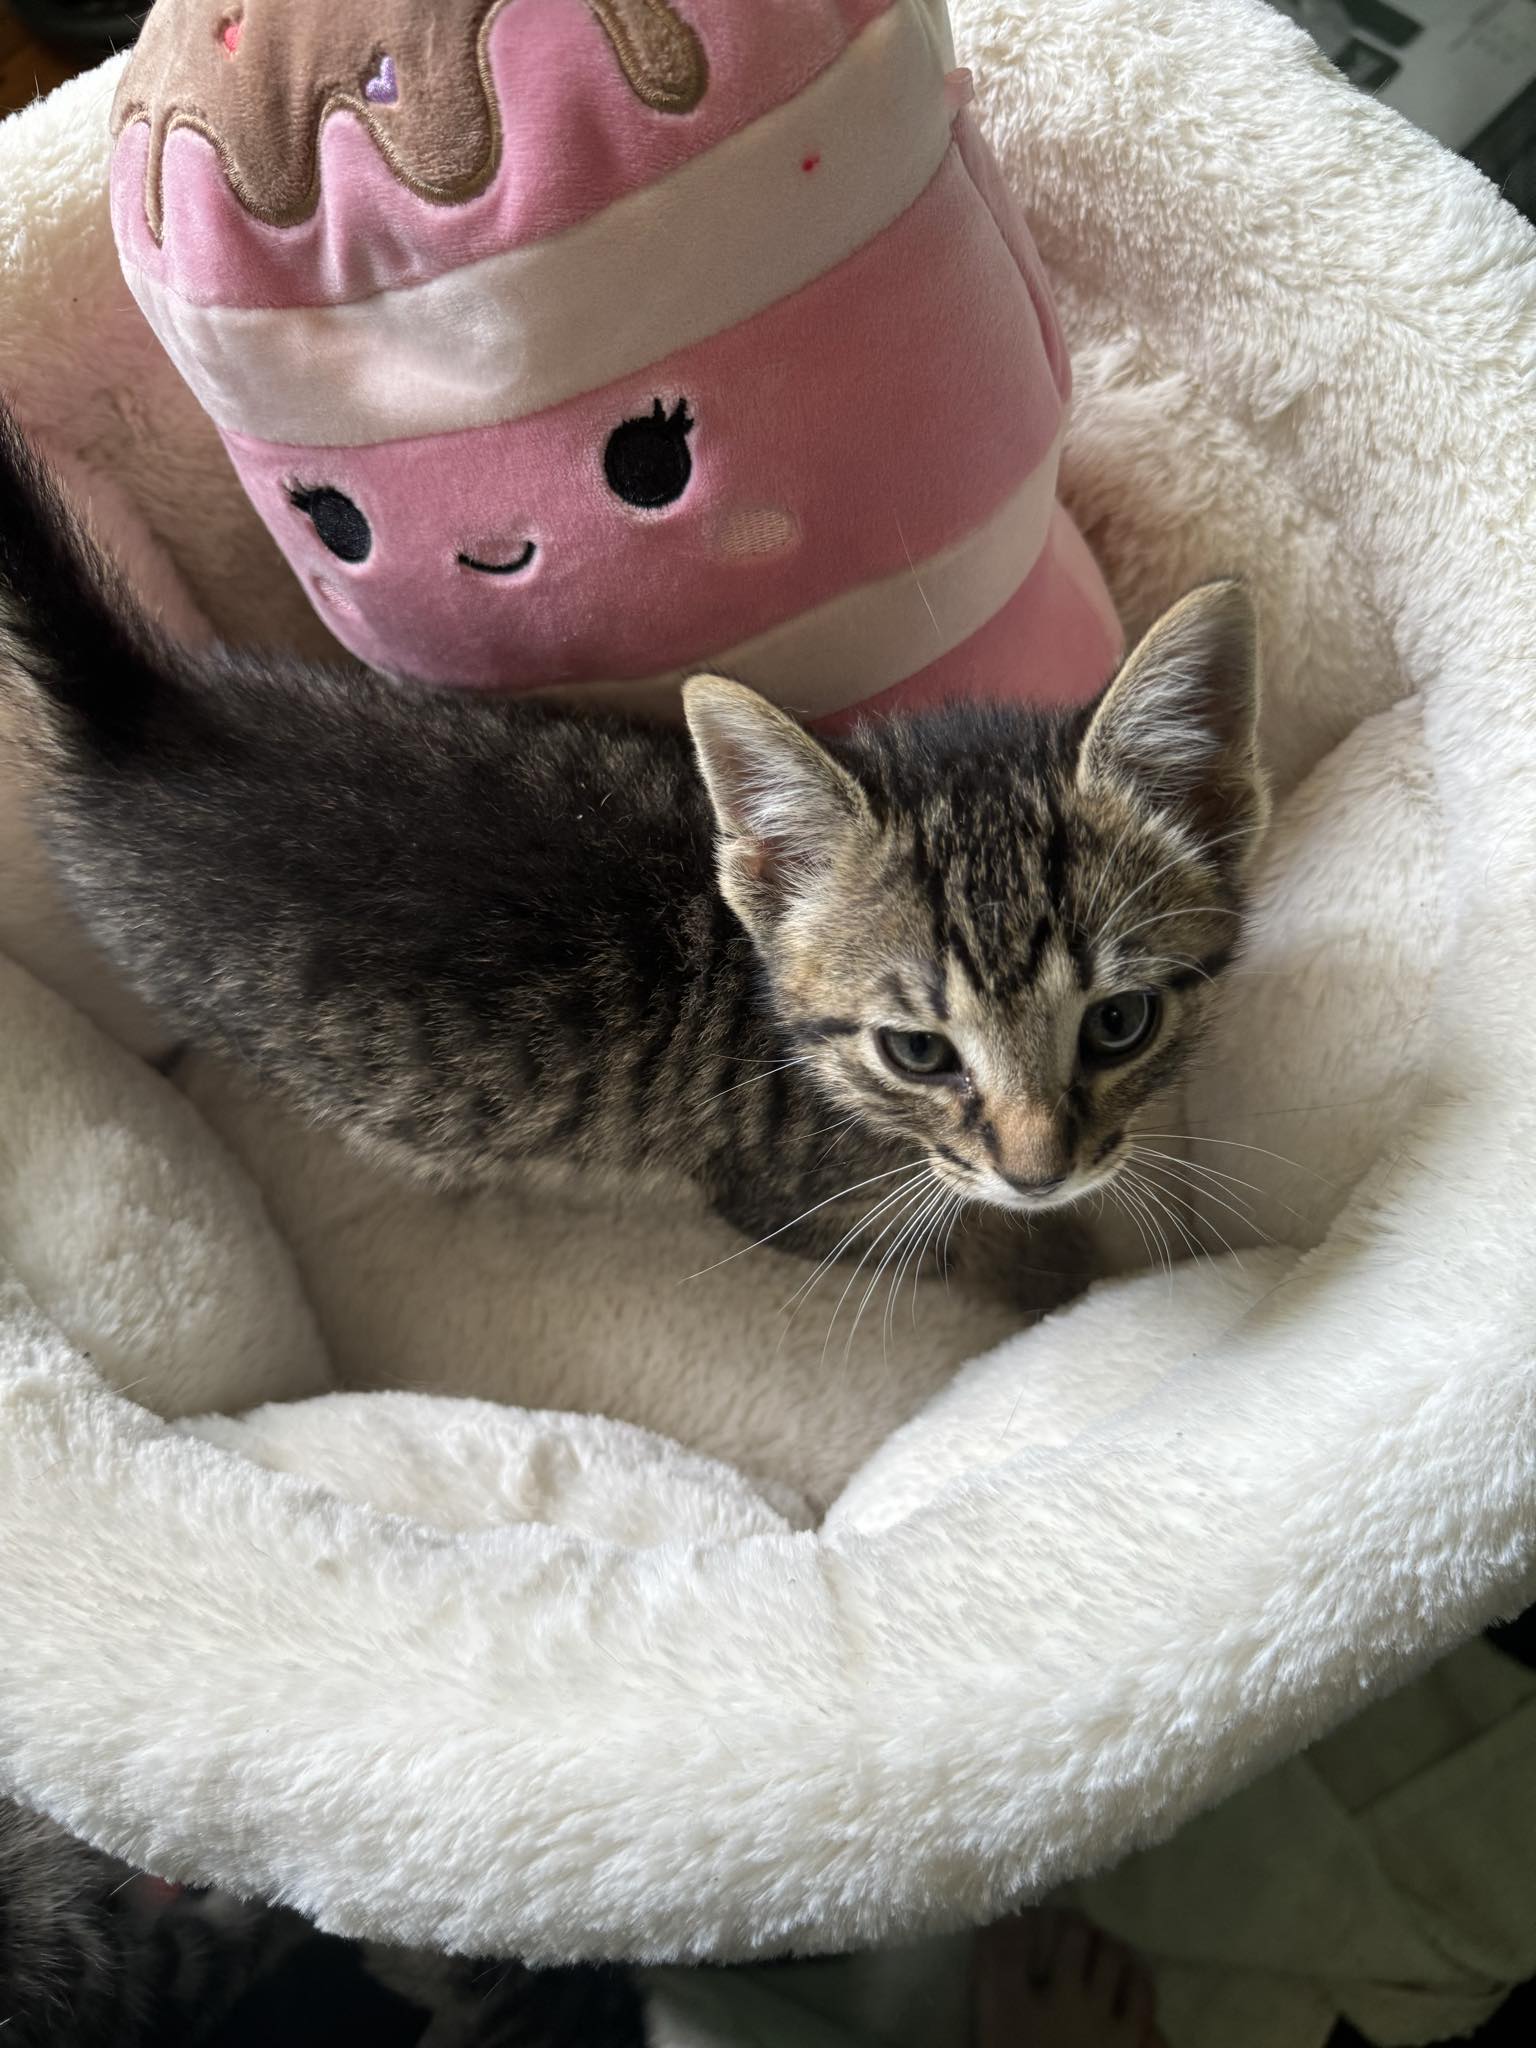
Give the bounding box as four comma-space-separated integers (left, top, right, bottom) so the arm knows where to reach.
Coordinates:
2, 0, 1535, 1970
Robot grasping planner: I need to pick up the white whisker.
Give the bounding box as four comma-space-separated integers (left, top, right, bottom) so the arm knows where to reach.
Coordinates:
809, 1112, 862, 1169
1137, 1129, 1341, 1191
1098, 824, 1253, 948
1133, 1159, 1259, 1268
842, 1182, 937, 1340
856, 1178, 944, 1361
1078, 812, 1144, 932
1131, 1142, 1309, 1227
928, 1192, 965, 1304
1106, 903, 1243, 946
682, 1157, 928, 1281
1113, 1171, 1175, 1294
887, 1184, 952, 1350
1130, 1143, 1256, 1213
711, 1050, 818, 1068
1124, 1158, 1204, 1242
1102, 1177, 1147, 1266
779, 1169, 934, 1316
1132, 1143, 1264, 1196
699, 1057, 811, 1105
1130, 1180, 1180, 1295
885, 1187, 942, 1338
1139, 951, 1214, 983
1123, 1166, 1203, 1264
895, 512, 943, 645
1131, 1149, 1262, 1244
826, 1179, 936, 1363
1106, 1180, 1157, 1279
933, 1192, 969, 1292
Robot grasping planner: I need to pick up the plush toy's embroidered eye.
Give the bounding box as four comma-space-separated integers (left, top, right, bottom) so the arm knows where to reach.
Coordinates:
603, 399, 695, 509
288, 486, 372, 564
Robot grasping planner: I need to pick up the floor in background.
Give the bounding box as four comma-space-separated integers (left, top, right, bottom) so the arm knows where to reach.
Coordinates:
1332, 1978, 1536, 2048
1266, 0, 1536, 217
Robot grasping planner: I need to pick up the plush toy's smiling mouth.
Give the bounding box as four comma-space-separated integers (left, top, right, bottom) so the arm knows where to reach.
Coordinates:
457, 542, 537, 576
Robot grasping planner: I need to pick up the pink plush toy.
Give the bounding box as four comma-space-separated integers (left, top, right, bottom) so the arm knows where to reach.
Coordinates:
110, 0, 1121, 725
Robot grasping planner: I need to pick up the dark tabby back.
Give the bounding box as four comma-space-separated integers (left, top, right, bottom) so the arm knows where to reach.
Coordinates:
0, 1798, 270, 2046
0, 1798, 644, 2046
0, 409, 1265, 1300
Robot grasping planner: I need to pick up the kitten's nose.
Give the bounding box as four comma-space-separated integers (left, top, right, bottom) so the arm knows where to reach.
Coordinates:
994, 1107, 1071, 1191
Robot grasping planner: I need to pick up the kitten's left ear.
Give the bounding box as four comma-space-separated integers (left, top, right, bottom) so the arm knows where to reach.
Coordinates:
1078, 580, 1268, 864
684, 676, 872, 936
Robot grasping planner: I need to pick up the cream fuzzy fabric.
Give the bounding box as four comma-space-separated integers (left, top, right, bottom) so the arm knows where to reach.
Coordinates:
2, 0, 1535, 1968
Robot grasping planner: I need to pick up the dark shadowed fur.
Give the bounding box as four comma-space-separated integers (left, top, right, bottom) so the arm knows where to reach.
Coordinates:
0, 1797, 645, 2046
371, 1945, 648, 2047
0, 409, 1264, 1303
0, 1798, 274, 2046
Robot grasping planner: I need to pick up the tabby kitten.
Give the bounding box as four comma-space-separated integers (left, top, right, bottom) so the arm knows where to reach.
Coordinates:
0, 411, 1265, 1298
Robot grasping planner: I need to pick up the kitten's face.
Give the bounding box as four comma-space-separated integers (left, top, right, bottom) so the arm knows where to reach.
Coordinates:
756, 793, 1234, 1212
688, 582, 1265, 1219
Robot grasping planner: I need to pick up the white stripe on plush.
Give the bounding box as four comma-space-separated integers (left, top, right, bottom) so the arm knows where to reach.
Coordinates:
534, 437, 1061, 719
119, 5, 953, 448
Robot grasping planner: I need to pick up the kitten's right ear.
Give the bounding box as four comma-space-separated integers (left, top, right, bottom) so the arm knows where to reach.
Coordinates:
1078, 579, 1267, 866
0, 402, 173, 759
683, 676, 872, 937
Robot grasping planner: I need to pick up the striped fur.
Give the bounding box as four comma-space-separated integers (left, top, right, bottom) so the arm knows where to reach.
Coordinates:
0, 409, 1262, 1307
0, 1799, 644, 2046
0, 1799, 274, 2047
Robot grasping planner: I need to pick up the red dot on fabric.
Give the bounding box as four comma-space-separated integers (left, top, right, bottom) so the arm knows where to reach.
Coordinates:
220, 18, 243, 57
802, 153, 821, 173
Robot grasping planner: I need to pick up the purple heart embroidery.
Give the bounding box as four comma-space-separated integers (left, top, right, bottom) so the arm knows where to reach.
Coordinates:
364, 55, 398, 106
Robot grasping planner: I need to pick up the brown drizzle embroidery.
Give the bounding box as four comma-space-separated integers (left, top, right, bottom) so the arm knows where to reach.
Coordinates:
113, 0, 709, 245
588, 0, 707, 114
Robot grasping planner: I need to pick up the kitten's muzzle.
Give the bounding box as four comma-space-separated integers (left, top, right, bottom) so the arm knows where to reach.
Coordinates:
986, 1151, 1127, 1214
986, 1174, 1077, 1215
989, 1106, 1072, 1198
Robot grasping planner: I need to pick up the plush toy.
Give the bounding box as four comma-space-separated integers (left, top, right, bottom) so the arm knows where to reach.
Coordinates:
110, 0, 1121, 723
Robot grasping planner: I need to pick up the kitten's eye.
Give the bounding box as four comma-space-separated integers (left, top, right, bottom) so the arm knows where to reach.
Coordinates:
877, 1027, 963, 1080
603, 399, 695, 509
1080, 990, 1160, 1065
289, 486, 372, 564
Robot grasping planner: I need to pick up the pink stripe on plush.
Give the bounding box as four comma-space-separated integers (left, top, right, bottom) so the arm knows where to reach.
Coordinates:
953, 107, 1071, 404
113, 0, 896, 311
814, 508, 1125, 731
222, 144, 1063, 690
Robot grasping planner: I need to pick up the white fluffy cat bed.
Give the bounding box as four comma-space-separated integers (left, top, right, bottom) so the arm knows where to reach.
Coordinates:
3, 0, 1535, 1967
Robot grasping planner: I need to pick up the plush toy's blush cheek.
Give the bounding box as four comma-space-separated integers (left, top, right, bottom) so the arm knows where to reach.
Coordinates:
707, 506, 802, 562
312, 573, 361, 617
